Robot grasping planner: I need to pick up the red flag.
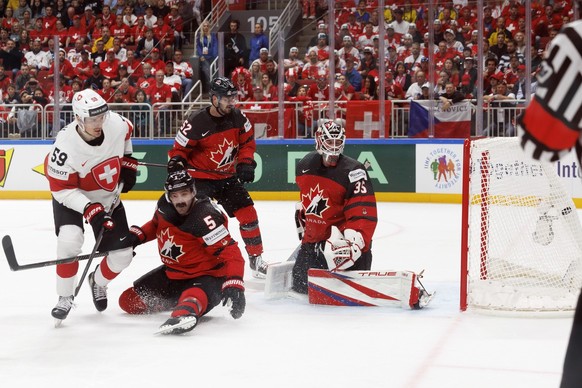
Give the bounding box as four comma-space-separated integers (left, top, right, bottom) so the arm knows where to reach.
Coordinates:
241, 108, 296, 138
345, 100, 392, 138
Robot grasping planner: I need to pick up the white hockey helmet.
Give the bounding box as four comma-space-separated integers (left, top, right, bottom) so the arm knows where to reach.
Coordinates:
72, 88, 109, 125
315, 119, 345, 166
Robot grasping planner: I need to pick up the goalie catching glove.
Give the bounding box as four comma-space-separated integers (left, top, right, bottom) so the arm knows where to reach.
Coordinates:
322, 226, 364, 271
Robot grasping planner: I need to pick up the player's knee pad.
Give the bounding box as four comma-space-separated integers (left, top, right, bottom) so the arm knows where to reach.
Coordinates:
107, 246, 133, 272
234, 206, 259, 230
119, 287, 149, 314
56, 225, 84, 259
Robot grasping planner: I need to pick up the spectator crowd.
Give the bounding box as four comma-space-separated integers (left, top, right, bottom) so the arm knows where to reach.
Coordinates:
216, 0, 575, 136
0, 0, 576, 137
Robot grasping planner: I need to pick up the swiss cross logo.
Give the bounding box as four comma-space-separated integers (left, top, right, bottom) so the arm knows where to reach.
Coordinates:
210, 138, 237, 168
91, 157, 120, 191
302, 184, 329, 218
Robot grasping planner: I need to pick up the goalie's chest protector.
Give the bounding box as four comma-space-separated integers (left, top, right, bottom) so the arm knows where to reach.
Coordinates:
296, 152, 354, 241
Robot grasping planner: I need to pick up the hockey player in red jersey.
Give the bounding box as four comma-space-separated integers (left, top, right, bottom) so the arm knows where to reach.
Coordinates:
293, 120, 377, 293
517, 18, 582, 388
119, 170, 246, 335
167, 76, 267, 279
45, 88, 138, 322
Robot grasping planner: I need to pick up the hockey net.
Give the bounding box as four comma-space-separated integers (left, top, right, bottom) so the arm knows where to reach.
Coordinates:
460, 137, 582, 313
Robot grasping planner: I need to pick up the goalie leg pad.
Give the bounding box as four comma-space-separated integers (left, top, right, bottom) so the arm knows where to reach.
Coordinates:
307, 269, 426, 309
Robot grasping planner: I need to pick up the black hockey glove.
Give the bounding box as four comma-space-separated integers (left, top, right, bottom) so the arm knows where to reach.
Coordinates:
128, 225, 146, 248
295, 202, 306, 241
84, 203, 115, 233
120, 156, 138, 193
167, 155, 187, 173
221, 278, 245, 319
236, 162, 256, 184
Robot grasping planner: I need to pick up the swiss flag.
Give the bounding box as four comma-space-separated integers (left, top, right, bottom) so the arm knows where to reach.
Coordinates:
345, 101, 392, 138
91, 157, 121, 191
241, 107, 297, 138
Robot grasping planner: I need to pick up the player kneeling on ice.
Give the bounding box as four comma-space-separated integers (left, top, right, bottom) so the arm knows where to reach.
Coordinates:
292, 120, 377, 293
46, 88, 138, 323
119, 171, 246, 335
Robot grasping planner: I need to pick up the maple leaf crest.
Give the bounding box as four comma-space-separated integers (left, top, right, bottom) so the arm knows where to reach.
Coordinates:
210, 138, 237, 168
158, 228, 184, 262
302, 184, 329, 218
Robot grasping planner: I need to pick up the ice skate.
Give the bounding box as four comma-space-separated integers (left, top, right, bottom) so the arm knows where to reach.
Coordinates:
51, 295, 74, 327
155, 315, 198, 335
249, 255, 268, 279
88, 269, 108, 312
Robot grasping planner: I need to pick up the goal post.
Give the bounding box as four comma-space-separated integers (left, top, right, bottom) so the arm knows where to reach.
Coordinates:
460, 137, 582, 313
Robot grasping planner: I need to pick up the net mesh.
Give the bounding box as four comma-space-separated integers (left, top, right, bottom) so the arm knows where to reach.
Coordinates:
467, 138, 582, 312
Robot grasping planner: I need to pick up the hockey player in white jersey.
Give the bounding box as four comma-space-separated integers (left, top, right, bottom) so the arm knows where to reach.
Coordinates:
45, 88, 138, 323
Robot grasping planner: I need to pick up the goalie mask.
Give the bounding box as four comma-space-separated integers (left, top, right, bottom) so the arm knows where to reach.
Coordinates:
315, 120, 345, 167
72, 88, 109, 135
165, 170, 197, 214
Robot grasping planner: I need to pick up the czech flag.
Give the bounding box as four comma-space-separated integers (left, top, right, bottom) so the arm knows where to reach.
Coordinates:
409, 100, 471, 138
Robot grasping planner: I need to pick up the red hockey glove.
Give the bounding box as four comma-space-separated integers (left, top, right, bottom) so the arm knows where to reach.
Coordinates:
128, 225, 146, 248
84, 203, 115, 233
221, 278, 245, 319
167, 155, 187, 173
120, 156, 138, 193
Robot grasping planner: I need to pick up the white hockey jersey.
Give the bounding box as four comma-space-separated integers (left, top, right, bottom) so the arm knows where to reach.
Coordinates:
45, 111, 134, 214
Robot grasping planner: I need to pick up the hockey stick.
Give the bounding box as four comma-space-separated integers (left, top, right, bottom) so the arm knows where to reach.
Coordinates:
138, 162, 234, 176
264, 244, 301, 299
2, 235, 108, 271
74, 182, 124, 297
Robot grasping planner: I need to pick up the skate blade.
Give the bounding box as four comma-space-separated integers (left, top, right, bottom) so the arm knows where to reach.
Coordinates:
54, 319, 64, 328
154, 316, 197, 335
419, 291, 436, 309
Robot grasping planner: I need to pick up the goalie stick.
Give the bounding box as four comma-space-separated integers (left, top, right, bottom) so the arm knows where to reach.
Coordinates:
138, 162, 234, 176
2, 235, 108, 271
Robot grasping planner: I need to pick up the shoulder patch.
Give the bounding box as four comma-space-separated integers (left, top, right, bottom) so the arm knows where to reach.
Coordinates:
47, 165, 70, 181
349, 168, 367, 183
175, 130, 188, 147
202, 224, 229, 246
244, 117, 252, 133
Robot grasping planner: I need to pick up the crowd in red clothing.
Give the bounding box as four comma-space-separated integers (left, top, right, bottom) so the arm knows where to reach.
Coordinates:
0, 0, 196, 110
230, 0, 574, 112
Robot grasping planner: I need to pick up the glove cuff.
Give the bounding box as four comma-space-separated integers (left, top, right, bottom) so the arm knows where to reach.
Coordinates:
129, 225, 146, 242
222, 278, 245, 291
83, 202, 104, 223
238, 159, 257, 168
121, 155, 138, 171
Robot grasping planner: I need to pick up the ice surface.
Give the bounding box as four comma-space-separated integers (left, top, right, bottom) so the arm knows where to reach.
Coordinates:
0, 200, 572, 387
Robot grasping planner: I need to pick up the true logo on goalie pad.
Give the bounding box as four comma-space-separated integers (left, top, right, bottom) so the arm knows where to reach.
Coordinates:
307, 269, 423, 309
